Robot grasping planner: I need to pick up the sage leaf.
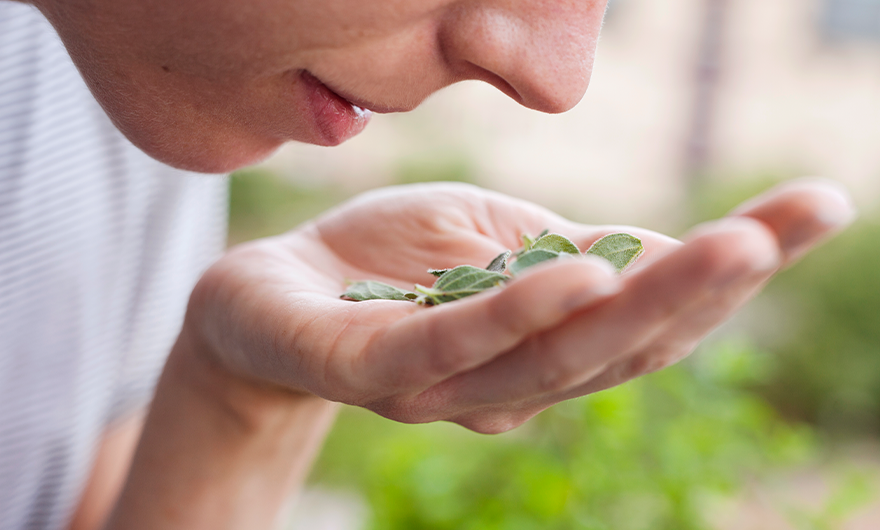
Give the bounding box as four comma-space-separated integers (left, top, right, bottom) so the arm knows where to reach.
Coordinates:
532, 233, 580, 255
486, 250, 512, 273
341, 229, 645, 306
415, 265, 509, 305
433, 265, 508, 293
509, 249, 560, 275
341, 281, 417, 302
585, 233, 644, 273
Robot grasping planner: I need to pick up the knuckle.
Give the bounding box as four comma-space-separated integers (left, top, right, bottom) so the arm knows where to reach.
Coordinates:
621, 354, 664, 379
457, 414, 523, 435
537, 364, 582, 394
623, 340, 701, 379
693, 220, 778, 275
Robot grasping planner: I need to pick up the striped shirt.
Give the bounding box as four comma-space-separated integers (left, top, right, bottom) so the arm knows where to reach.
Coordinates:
0, 3, 229, 529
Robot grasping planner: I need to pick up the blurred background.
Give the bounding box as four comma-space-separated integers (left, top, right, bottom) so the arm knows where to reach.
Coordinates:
228, 0, 880, 528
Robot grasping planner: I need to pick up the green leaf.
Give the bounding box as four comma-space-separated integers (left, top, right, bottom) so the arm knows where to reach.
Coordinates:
414, 265, 509, 305
532, 233, 580, 255
509, 249, 560, 275
433, 265, 508, 292
341, 281, 417, 302
427, 268, 451, 277
485, 250, 512, 273
585, 233, 644, 273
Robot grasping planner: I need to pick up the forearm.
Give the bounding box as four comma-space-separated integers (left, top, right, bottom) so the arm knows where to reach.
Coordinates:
105, 327, 339, 530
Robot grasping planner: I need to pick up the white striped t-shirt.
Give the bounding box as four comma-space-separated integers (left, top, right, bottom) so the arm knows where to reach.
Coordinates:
0, 3, 229, 529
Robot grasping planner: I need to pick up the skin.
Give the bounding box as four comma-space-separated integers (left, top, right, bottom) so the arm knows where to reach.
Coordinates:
32, 0, 606, 172
10, 0, 855, 528
184, 181, 853, 431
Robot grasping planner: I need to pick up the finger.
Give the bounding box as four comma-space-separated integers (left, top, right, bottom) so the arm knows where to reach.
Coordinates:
453, 244, 773, 431
729, 178, 856, 265
355, 256, 621, 401
541, 179, 856, 403
549, 265, 770, 402
424, 216, 781, 409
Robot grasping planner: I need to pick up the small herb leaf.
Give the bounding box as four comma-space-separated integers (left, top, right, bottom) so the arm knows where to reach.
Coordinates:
413, 265, 508, 304
509, 249, 560, 275
433, 265, 509, 292
532, 233, 581, 255
486, 250, 512, 273
341, 229, 644, 305
341, 281, 417, 302
585, 233, 645, 273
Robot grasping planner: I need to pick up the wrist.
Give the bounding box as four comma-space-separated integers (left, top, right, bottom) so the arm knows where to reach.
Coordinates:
107, 326, 339, 530
170, 321, 337, 435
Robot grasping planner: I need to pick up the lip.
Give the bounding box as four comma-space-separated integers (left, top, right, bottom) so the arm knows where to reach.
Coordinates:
320, 82, 412, 115
300, 70, 373, 145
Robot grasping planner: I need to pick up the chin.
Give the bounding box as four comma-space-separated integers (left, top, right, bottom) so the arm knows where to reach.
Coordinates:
146, 142, 284, 174
117, 122, 286, 174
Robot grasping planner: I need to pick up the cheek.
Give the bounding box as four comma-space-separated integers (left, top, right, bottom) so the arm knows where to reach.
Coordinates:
78, 55, 341, 172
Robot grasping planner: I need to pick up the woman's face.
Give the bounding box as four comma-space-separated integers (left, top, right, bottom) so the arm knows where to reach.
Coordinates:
35, 0, 608, 172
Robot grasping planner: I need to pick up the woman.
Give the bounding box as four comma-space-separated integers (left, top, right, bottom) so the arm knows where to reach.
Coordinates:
0, 0, 855, 528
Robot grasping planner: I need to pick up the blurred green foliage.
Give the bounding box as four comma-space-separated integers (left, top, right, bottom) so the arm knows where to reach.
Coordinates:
788, 469, 877, 530
391, 155, 477, 186
228, 156, 476, 245
312, 342, 813, 530
765, 217, 880, 435
228, 168, 349, 245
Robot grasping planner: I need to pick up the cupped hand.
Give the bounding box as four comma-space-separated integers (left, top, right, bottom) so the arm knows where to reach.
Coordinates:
188, 179, 854, 433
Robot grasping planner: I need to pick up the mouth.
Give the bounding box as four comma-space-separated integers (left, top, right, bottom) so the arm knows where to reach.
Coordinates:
300, 70, 373, 145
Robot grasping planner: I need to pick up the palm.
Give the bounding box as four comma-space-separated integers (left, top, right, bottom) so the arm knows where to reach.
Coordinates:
314, 184, 666, 282
193, 181, 851, 432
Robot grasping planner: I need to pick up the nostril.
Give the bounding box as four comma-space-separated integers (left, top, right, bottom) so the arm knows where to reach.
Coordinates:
438, 3, 602, 115
458, 61, 525, 105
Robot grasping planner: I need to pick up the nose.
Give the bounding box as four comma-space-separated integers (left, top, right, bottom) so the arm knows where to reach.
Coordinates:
439, 0, 608, 114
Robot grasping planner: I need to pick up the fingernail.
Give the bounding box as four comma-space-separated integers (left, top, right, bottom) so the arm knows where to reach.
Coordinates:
778, 182, 857, 260
815, 182, 858, 228
754, 243, 783, 272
